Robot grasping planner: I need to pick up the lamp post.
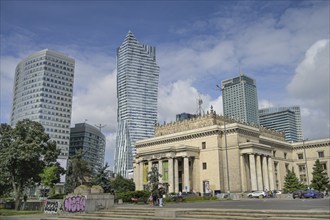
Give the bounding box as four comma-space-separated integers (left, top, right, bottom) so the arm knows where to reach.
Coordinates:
217, 84, 230, 193
303, 139, 310, 187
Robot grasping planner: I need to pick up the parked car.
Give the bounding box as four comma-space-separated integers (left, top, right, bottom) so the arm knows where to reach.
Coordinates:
292, 190, 304, 199
303, 190, 324, 198
247, 191, 266, 198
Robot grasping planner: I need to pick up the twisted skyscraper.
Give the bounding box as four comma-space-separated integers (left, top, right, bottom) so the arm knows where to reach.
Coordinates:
114, 31, 160, 177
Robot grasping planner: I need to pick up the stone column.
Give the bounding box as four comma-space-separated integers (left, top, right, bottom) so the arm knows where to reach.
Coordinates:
240, 154, 247, 192
256, 155, 263, 190
262, 156, 270, 191
168, 158, 174, 193
174, 158, 179, 193
249, 154, 257, 191
140, 162, 145, 191
135, 162, 140, 190
158, 159, 163, 183
268, 157, 275, 190
184, 157, 190, 192
148, 160, 152, 173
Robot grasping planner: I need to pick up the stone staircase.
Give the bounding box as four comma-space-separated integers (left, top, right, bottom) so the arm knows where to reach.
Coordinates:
41, 207, 330, 220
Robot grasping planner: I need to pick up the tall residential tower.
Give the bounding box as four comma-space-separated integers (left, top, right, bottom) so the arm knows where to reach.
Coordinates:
221, 74, 259, 125
11, 49, 75, 182
114, 31, 160, 177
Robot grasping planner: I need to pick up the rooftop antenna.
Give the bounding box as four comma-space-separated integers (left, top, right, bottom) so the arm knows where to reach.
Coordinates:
95, 124, 106, 131
196, 95, 205, 116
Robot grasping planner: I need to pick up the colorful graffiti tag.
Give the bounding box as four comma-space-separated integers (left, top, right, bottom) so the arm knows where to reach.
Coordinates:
63, 195, 87, 213
44, 201, 62, 214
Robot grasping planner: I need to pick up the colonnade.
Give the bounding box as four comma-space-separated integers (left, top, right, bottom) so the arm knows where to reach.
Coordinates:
135, 156, 193, 193
243, 153, 275, 191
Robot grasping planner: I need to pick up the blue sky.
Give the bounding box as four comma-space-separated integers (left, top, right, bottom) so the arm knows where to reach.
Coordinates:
1, 0, 329, 168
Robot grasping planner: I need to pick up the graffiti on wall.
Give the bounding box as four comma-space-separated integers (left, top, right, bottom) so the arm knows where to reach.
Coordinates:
63, 195, 87, 213
44, 201, 62, 214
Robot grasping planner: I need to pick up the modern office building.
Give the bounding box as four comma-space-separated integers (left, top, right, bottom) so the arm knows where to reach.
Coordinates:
133, 108, 329, 193
259, 106, 303, 142
114, 31, 160, 178
11, 49, 75, 170
69, 123, 106, 174
221, 74, 259, 125
176, 113, 196, 122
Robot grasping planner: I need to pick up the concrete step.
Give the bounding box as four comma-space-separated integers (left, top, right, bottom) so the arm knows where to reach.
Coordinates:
40, 207, 330, 220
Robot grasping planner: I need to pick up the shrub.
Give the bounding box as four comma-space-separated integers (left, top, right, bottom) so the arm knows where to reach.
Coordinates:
47, 194, 65, 199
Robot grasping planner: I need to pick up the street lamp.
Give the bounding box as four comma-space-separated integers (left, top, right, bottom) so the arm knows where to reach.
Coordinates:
217, 84, 230, 193
303, 139, 310, 187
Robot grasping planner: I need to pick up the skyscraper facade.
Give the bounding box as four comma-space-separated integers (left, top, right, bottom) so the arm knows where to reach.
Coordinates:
11, 49, 75, 177
114, 31, 160, 177
69, 123, 106, 174
259, 106, 303, 142
221, 74, 259, 125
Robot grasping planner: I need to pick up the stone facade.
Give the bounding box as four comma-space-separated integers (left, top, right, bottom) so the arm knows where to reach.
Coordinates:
134, 111, 330, 194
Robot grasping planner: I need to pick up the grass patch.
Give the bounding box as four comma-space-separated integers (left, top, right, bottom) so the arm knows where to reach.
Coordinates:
0, 209, 43, 216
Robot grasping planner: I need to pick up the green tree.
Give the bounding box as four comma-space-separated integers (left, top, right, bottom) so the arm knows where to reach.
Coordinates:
147, 166, 162, 196
65, 150, 91, 193
0, 120, 60, 210
311, 159, 329, 191
111, 175, 135, 193
92, 163, 112, 193
283, 169, 303, 193
39, 163, 65, 196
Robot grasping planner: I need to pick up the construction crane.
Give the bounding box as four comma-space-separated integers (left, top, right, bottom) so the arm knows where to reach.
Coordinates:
95, 124, 106, 131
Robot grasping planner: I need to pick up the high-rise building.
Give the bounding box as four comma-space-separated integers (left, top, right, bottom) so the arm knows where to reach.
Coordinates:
176, 113, 196, 121
114, 31, 160, 177
11, 49, 75, 182
69, 123, 106, 174
259, 106, 303, 142
221, 74, 259, 125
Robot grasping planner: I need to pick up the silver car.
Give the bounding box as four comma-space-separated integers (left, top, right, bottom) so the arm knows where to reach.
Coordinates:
247, 191, 266, 198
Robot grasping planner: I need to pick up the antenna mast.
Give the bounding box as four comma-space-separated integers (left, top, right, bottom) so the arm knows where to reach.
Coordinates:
196, 96, 205, 116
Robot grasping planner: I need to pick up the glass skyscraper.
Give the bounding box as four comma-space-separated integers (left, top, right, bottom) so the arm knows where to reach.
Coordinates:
11, 49, 75, 183
69, 123, 106, 174
259, 106, 303, 142
114, 31, 160, 177
221, 74, 259, 125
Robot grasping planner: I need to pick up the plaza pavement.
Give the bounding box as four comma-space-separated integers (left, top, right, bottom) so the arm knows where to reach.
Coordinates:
1, 197, 329, 220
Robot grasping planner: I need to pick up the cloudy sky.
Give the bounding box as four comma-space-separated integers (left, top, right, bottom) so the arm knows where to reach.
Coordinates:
1, 0, 329, 169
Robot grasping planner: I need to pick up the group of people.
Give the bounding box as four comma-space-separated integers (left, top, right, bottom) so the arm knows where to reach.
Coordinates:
265, 189, 278, 198
149, 188, 164, 207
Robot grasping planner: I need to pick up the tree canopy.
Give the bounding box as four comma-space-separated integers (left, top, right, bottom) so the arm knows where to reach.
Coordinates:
111, 175, 135, 193
92, 163, 112, 193
39, 163, 65, 196
65, 149, 92, 193
311, 159, 329, 191
283, 169, 304, 193
0, 119, 60, 209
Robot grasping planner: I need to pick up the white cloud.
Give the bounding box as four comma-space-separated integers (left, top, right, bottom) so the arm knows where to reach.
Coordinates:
157, 80, 212, 123
259, 100, 275, 109
287, 39, 330, 139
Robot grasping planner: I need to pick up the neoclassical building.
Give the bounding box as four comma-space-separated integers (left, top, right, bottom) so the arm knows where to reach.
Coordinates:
133, 108, 329, 194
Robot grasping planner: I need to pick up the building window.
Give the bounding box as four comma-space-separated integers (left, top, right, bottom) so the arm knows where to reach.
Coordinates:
284, 153, 287, 159
321, 163, 327, 171
273, 151, 276, 157
298, 165, 306, 173
202, 142, 206, 149
298, 153, 304, 159
300, 174, 307, 182
318, 151, 324, 158
285, 164, 289, 172
202, 162, 207, 170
